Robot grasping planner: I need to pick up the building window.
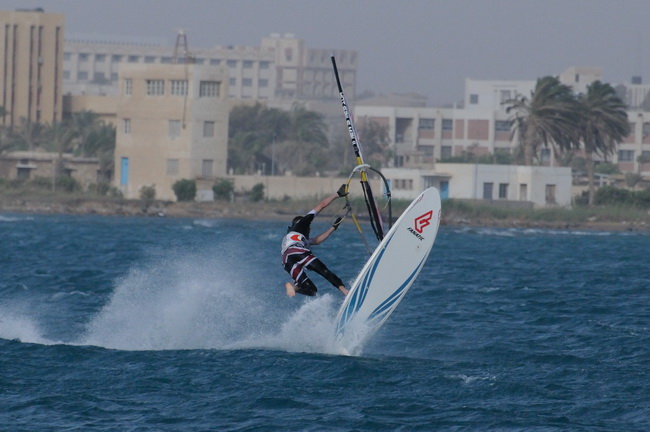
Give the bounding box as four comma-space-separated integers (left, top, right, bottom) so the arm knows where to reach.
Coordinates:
242, 78, 252, 87
199, 81, 220, 97
128, 55, 139, 63
260, 61, 270, 69
63, 52, 71, 61
499, 183, 508, 199
210, 59, 220, 65
495, 120, 511, 131
470, 94, 479, 104
227, 60, 238, 68
441, 145, 452, 159
17, 167, 31, 180
545, 184, 556, 204
442, 119, 453, 130
124, 78, 132, 95
168, 120, 181, 139
167, 159, 179, 176
144, 56, 156, 63
617, 150, 634, 162
229, 78, 236, 87
643, 122, 650, 137
419, 118, 435, 130
95, 54, 106, 62
63, 71, 70, 80
519, 183, 528, 201
499, 90, 512, 102
93, 72, 106, 82
203, 121, 215, 137
483, 182, 493, 200
78, 71, 88, 80
392, 179, 413, 190
79, 53, 89, 61
146, 79, 165, 95
112, 55, 122, 62
170, 80, 188, 95
259, 79, 268, 88
202, 159, 213, 177
161, 57, 172, 64
123, 118, 131, 134
111, 72, 118, 81
243, 60, 253, 68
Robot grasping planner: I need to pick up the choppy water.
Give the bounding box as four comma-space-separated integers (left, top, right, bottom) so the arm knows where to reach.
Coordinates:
1, 213, 649, 431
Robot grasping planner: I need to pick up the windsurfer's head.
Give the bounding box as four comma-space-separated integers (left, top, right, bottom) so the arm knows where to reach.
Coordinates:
287, 215, 303, 232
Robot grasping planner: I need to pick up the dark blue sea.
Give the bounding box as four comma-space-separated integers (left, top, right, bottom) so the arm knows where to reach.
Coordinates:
1, 213, 649, 431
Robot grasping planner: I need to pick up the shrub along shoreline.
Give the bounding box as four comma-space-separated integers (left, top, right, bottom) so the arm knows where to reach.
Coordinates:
1, 190, 648, 232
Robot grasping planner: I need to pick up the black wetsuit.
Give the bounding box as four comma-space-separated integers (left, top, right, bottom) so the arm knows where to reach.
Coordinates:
281, 210, 344, 296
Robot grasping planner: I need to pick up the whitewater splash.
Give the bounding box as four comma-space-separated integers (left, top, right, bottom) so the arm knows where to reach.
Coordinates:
0, 306, 53, 345
78, 247, 346, 355
0, 238, 360, 355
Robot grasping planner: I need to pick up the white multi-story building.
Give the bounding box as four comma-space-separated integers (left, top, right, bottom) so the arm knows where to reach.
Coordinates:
63, 33, 357, 105
355, 66, 650, 177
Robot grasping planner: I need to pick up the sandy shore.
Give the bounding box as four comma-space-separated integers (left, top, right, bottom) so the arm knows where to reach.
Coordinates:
1, 195, 648, 232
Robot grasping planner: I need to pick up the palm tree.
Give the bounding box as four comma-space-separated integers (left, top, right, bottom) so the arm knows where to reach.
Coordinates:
12, 117, 47, 151
578, 81, 630, 205
283, 104, 329, 175
506, 76, 582, 165
70, 110, 101, 156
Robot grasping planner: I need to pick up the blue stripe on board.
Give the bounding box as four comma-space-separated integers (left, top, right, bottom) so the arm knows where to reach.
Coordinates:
366, 254, 428, 323
336, 233, 395, 336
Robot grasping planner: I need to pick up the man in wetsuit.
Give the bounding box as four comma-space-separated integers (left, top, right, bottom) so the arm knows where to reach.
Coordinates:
281, 184, 349, 297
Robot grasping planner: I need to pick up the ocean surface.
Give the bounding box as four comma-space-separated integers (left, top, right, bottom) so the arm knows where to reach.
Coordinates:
1, 212, 649, 431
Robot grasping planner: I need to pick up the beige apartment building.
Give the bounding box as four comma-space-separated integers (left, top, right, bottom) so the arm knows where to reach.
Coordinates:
0, 8, 64, 127
114, 63, 229, 200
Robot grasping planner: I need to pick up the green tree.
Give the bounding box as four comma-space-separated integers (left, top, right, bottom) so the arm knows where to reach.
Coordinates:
172, 179, 196, 202
250, 182, 264, 202
45, 120, 77, 190
276, 104, 329, 176
578, 81, 630, 205
228, 103, 289, 174
12, 117, 47, 151
506, 76, 582, 165
70, 110, 101, 156
213, 178, 234, 200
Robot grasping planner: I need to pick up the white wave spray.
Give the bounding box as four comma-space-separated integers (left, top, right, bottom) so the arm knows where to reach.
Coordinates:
80, 246, 344, 354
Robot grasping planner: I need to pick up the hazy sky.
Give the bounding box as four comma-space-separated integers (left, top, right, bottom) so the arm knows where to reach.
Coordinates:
2, 0, 649, 106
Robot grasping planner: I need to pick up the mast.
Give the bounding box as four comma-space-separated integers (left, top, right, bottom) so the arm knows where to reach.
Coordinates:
331, 55, 384, 241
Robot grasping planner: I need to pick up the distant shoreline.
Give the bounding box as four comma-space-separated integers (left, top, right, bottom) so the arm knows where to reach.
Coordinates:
1, 195, 648, 232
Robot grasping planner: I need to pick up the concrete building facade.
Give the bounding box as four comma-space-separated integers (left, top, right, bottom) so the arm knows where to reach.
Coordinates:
0, 8, 64, 127
383, 164, 572, 208
62, 33, 357, 105
114, 63, 229, 200
355, 67, 650, 177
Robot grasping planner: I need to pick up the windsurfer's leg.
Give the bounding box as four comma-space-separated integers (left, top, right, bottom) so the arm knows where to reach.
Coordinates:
285, 282, 297, 297
295, 275, 317, 296
306, 259, 347, 295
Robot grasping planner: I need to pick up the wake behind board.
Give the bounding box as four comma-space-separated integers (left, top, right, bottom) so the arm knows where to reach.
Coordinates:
334, 187, 441, 355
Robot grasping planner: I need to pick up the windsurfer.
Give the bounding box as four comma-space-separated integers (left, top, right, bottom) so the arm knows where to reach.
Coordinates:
281, 184, 349, 297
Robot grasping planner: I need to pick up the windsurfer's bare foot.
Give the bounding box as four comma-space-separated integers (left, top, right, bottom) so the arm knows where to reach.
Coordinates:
285, 282, 297, 297
339, 286, 349, 296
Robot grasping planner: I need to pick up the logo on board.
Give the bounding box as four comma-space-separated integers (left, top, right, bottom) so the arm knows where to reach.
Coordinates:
407, 210, 434, 241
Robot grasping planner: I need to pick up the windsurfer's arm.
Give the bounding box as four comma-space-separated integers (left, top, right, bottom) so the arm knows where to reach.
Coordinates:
310, 226, 336, 245
313, 185, 348, 214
